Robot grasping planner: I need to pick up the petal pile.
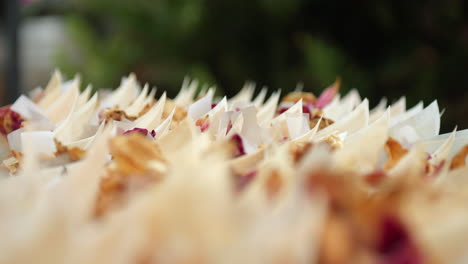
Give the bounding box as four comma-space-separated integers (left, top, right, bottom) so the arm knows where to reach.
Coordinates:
0, 71, 467, 264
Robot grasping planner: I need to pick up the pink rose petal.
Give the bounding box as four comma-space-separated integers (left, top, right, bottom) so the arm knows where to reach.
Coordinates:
315, 78, 340, 109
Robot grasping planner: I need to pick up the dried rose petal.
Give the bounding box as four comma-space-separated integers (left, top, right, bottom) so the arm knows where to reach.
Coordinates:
450, 145, 468, 170
310, 113, 334, 130
201, 122, 210, 132
302, 105, 311, 115
377, 216, 423, 264
55, 140, 86, 161
265, 170, 282, 199
123, 128, 156, 138
138, 104, 153, 117
96, 134, 166, 218
277, 105, 312, 116
162, 99, 187, 122
94, 170, 126, 217
365, 169, 386, 185
110, 133, 165, 175
384, 137, 408, 170
290, 142, 314, 164
277, 107, 288, 115
433, 160, 445, 176
195, 116, 210, 132
226, 121, 233, 135
100, 108, 137, 123
0, 106, 24, 136
425, 160, 445, 178
233, 169, 257, 191
231, 134, 245, 158
315, 77, 340, 109
426, 153, 432, 160
282, 92, 317, 105
321, 134, 343, 150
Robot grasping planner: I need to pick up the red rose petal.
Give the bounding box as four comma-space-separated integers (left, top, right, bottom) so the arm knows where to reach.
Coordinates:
123, 128, 156, 138
0, 106, 24, 136
231, 134, 245, 157
377, 216, 423, 264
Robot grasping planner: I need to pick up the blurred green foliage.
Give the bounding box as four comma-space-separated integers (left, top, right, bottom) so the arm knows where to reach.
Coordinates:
54, 0, 468, 131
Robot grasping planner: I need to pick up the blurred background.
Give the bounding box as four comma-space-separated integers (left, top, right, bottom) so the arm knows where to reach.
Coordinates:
0, 0, 467, 131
